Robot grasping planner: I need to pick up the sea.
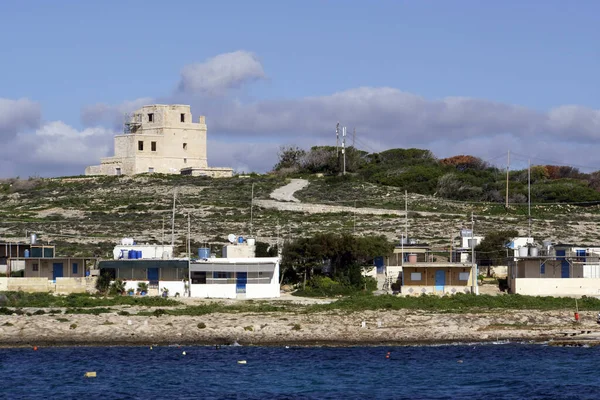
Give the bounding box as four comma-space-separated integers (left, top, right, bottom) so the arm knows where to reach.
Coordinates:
1, 342, 599, 399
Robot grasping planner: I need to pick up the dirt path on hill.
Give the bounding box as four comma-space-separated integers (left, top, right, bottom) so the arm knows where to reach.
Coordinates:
269, 179, 310, 202
257, 179, 465, 217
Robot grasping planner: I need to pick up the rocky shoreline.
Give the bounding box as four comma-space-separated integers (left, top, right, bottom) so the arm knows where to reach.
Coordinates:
2, 308, 600, 348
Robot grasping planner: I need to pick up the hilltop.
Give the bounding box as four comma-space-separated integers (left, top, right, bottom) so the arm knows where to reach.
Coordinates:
2, 147, 600, 257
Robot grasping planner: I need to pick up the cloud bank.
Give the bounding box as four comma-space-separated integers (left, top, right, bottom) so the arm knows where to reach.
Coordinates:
3, 50, 600, 178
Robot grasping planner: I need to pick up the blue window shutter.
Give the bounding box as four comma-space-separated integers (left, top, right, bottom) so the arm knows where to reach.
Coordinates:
72, 263, 78, 274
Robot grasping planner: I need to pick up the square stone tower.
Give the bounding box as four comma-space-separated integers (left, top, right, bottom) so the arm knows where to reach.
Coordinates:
85, 105, 231, 177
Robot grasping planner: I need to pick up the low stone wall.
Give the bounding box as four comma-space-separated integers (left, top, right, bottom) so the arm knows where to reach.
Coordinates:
6, 277, 49, 293
0, 277, 96, 294
55, 277, 88, 294
401, 285, 472, 296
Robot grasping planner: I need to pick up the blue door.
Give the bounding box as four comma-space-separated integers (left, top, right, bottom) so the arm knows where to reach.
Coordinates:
236, 272, 247, 294
435, 270, 445, 292
148, 268, 159, 283
556, 250, 569, 278
374, 256, 385, 274
52, 263, 64, 280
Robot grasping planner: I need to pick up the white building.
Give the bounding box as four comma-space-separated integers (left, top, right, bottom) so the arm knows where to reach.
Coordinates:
85, 104, 232, 177
189, 257, 280, 299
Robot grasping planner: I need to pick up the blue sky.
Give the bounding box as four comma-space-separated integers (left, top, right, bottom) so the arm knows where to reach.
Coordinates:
1, 0, 599, 177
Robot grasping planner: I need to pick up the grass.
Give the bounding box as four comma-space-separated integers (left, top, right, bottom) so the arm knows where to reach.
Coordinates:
306, 293, 600, 313
0, 292, 180, 308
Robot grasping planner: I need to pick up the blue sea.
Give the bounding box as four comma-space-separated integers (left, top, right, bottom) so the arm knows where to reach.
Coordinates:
1, 343, 599, 399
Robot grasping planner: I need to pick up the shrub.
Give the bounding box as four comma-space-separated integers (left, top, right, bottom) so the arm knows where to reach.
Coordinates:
197, 322, 206, 329
244, 326, 253, 331
69, 323, 77, 329
291, 323, 301, 331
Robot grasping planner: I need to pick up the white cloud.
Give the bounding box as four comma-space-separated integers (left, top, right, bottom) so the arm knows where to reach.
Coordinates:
0, 120, 115, 177
178, 51, 266, 95
0, 98, 41, 139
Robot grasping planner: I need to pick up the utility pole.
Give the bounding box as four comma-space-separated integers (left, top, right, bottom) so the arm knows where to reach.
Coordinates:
187, 213, 191, 297
353, 200, 357, 234
342, 126, 347, 175
162, 216, 165, 248
405, 190, 408, 241
528, 159, 531, 238
250, 183, 254, 237
471, 212, 477, 295
505, 150, 510, 208
171, 188, 177, 248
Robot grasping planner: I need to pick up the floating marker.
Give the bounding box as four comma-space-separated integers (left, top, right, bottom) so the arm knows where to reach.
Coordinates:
457, 360, 463, 364
238, 360, 247, 364
33, 346, 38, 351
84, 372, 97, 378
182, 351, 186, 356
150, 346, 153, 350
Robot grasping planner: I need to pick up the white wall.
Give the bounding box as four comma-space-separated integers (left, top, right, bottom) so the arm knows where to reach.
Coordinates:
246, 283, 280, 298
160, 281, 185, 297
513, 278, 600, 297
190, 284, 237, 299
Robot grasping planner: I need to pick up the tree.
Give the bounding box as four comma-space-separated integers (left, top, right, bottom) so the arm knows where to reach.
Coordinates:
273, 145, 306, 171
280, 233, 393, 291
475, 229, 519, 275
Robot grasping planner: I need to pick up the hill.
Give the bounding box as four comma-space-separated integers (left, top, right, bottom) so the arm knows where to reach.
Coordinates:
2, 147, 600, 258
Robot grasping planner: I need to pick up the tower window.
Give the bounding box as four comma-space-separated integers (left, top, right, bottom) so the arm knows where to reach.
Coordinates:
148, 113, 154, 122
184, 158, 187, 164
180, 113, 185, 122
151, 141, 156, 151
138, 141, 144, 151
148, 167, 154, 173
183, 143, 188, 150
115, 167, 122, 176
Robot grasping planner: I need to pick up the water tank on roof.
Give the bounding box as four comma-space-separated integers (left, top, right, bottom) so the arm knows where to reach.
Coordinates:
247, 238, 255, 246
461, 229, 473, 238
518, 247, 528, 257
30, 234, 37, 245
238, 236, 244, 244
529, 247, 539, 257
198, 248, 210, 259
24, 249, 30, 258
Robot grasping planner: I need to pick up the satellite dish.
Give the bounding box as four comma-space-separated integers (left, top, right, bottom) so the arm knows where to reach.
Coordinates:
227, 234, 237, 243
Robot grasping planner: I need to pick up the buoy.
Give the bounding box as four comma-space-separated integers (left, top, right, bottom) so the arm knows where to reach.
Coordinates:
33, 346, 38, 351
150, 346, 153, 350
84, 372, 97, 378
182, 351, 186, 356
386, 351, 390, 359
238, 360, 247, 364
457, 360, 463, 364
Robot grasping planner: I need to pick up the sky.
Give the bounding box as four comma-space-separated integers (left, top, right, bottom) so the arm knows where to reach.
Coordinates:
1, 0, 599, 177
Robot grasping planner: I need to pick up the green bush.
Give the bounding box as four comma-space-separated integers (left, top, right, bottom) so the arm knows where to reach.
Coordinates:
197, 322, 206, 329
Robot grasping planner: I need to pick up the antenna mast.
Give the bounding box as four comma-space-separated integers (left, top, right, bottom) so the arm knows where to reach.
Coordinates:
336, 122, 340, 157
352, 127, 356, 147
342, 126, 347, 175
